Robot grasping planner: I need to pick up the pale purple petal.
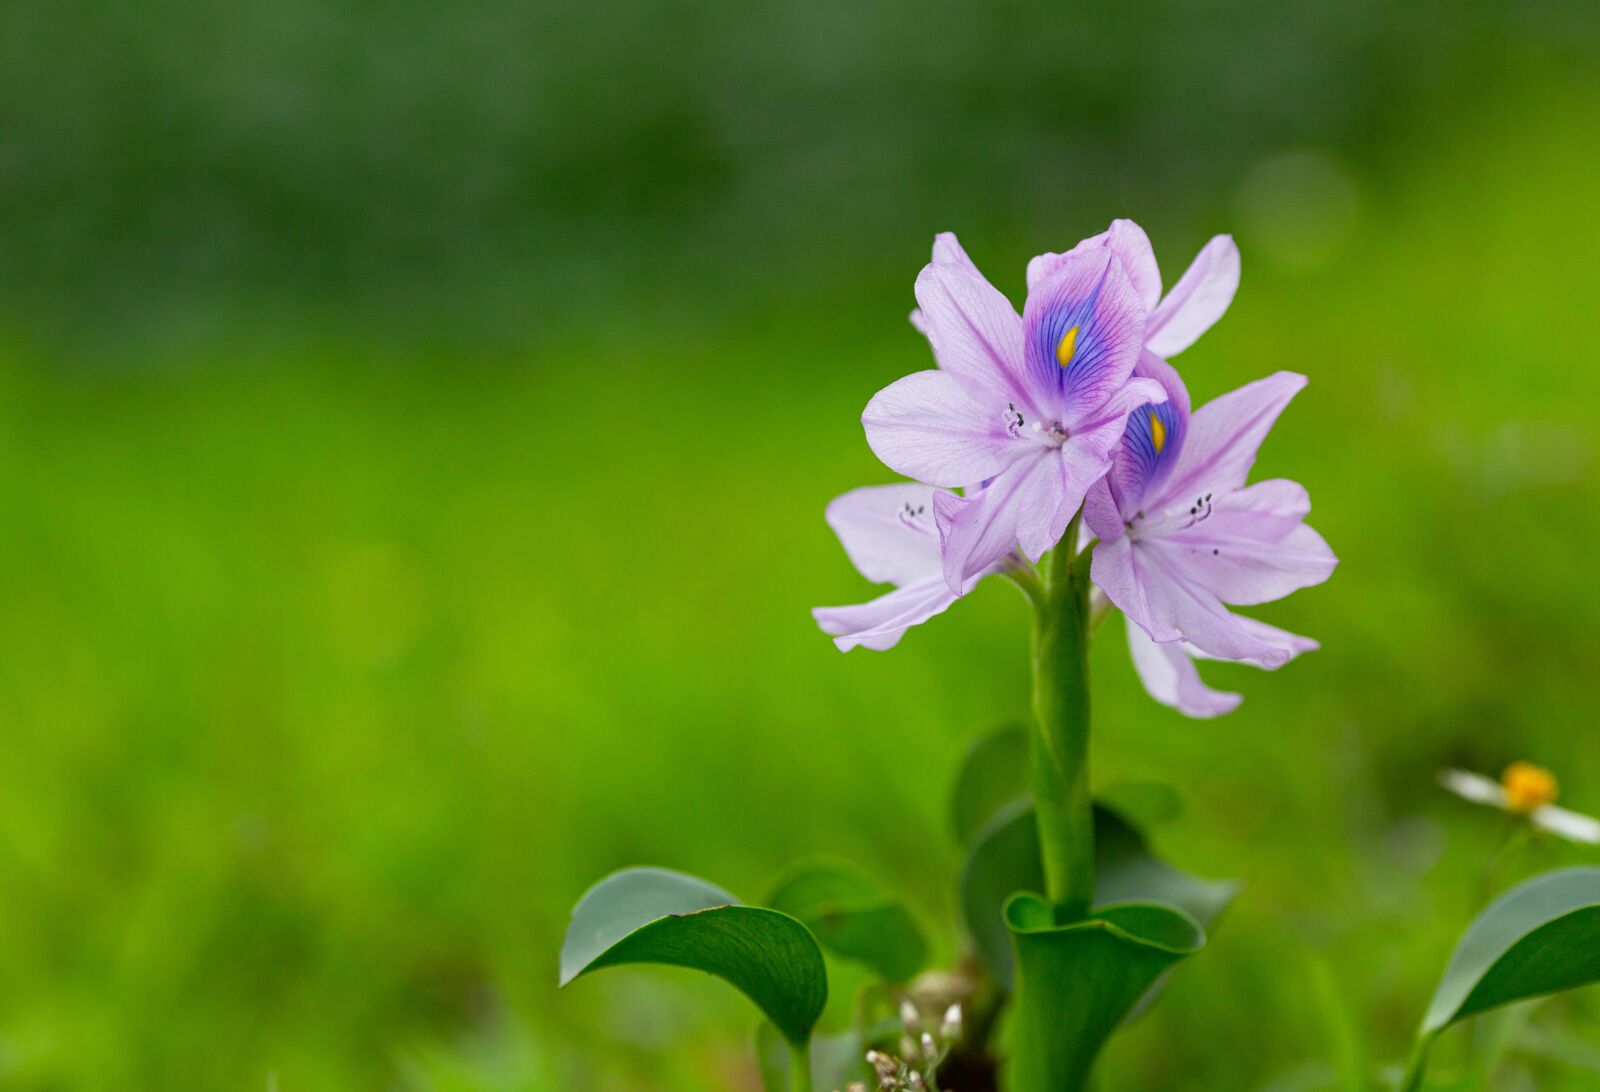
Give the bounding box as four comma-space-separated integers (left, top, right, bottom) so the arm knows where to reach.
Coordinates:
822, 483, 945, 587
1151, 371, 1308, 512
813, 577, 960, 652
1094, 535, 1297, 664
1145, 235, 1240, 357
1021, 248, 1146, 422
933, 450, 1061, 592
1217, 615, 1320, 667
862, 370, 1017, 487
1083, 477, 1125, 543
1027, 220, 1162, 311
913, 238, 1033, 410
1125, 618, 1242, 718
1167, 484, 1337, 605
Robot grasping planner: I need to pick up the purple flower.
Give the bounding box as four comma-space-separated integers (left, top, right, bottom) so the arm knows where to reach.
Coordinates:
1026, 220, 1242, 361
812, 483, 1012, 651
1085, 358, 1337, 700
864, 233, 1164, 594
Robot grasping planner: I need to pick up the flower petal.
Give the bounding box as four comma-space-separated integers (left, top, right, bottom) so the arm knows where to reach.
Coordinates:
1151, 371, 1308, 512
1532, 805, 1600, 845
822, 483, 945, 587
1093, 534, 1298, 664
1021, 248, 1146, 422
913, 235, 1033, 410
1161, 482, 1338, 606
862, 370, 1017, 487
1027, 219, 1162, 311
1125, 617, 1242, 718
813, 576, 961, 652
933, 450, 1062, 592
1439, 769, 1509, 809
1145, 235, 1240, 357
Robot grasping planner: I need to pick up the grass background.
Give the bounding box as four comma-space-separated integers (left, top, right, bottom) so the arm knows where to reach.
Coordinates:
1, 3, 1598, 1088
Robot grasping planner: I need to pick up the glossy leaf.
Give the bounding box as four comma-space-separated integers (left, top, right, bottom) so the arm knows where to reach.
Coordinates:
559, 867, 828, 1048
959, 801, 1236, 988
950, 722, 1030, 845
1006, 894, 1205, 1091
765, 858, 929, 984
1422, 867, 1600, 1033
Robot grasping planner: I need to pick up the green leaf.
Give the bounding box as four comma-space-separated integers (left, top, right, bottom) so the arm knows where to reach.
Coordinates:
1400, 869, 1600, 1092
950, 722, 1030, 846
559, 867, 828, 1048
1422, 867, 1600, 1033
959, 800, 1236, 988
1097, 780, 1184, 828
1006, 893, 1204, 1091
765, 858, 929, 984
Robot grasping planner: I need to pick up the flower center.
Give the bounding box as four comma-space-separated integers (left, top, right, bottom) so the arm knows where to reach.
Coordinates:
1004, 402, 1068, 447
1502, 761, 1558, 813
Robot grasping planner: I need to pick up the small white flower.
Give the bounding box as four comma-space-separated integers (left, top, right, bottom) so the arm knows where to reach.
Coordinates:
1440, 763, 1600, 845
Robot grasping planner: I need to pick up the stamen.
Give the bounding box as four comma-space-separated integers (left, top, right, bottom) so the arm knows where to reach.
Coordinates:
1056, 325, 1080, 368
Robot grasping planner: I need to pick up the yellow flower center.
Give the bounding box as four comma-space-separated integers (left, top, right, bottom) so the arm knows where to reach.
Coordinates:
1502, 762, 1558, 813
1149, 412, 1166, 454
1056, 325, 1080, 367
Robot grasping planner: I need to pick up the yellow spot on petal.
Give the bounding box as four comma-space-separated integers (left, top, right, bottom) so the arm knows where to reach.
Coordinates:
1502, 761, 1558, 813
1149, 412, 1166, 454
1056, 325, 1080, 368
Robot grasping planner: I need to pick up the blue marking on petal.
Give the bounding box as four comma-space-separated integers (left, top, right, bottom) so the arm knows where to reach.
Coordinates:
1023, 250, 1145, 416
1117, 396, 1185, 516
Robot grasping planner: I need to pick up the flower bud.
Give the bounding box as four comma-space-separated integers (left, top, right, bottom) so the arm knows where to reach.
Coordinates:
940, 1002, 963, 1043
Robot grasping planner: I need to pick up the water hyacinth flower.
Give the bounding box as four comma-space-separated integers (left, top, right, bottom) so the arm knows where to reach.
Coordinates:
1440, 763, 1600, 844
812, 482, 1014, 651
865, 232, 1165, 593
1085, 358, 1337, 688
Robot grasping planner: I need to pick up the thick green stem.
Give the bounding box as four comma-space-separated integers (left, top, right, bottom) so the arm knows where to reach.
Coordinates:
1397, 1032, 1435, 1092
789, 1040, 813, 1092
1029, 520, 1095, 920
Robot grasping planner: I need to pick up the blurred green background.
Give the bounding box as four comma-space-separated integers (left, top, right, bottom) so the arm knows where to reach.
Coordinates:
2, 1, 1599, 1088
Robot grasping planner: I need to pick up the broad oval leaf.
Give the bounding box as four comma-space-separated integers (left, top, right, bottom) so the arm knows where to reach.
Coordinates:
1005, 893, 1204, 1091
1422, 867, 1600, 1034
765, 858, 929, 984
559, 867, 828, 1047
959, 801, 1236, 988
950, 722, 1030, 845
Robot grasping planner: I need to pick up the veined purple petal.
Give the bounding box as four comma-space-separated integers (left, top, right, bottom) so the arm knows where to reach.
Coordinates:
1150, 371, 1308, 514
933, 450, 1062, 593
1092, 534, 1297, 665
913, 235, 1034, 411
1171, 514, 1338, 607
1214, 616, 1320, 668
862, 370, 1018, 487
813, 577, 961, 652
1027, 220, 1162, 311
1145, 235, 1240, 357
1021, 248, 1146, 422
1133, 541, 1302, 664
1125, 619, 1242, 718
822, 483, 946, 587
